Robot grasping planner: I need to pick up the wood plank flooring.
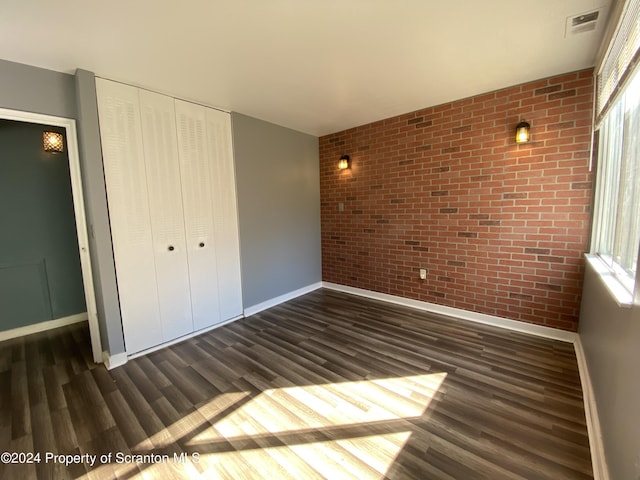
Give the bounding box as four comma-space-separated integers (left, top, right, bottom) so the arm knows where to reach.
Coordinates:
0, 289, 592, 479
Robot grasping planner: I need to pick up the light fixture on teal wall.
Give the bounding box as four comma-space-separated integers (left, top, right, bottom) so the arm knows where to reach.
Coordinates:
43, 131, 64, 153
338, 154, 350, 169
515, 121, 531, 144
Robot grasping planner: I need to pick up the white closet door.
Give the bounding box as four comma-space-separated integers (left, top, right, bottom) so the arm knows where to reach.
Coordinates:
205, 108, 243, 320
95, 78, 162, 353
139, 90, 194, 341
174, 100, 221, 331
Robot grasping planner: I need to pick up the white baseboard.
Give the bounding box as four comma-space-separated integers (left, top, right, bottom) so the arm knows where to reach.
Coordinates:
126, 314, 244, 362
244, 282, 323, 317
102, 351, 128, 370
322, 282, 577, 343
574, 337, 610, 480
103, 314, 249, 369
0, 313, 88, 342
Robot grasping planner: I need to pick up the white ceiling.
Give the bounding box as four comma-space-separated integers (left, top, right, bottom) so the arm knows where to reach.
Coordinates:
0, 0, 612, 136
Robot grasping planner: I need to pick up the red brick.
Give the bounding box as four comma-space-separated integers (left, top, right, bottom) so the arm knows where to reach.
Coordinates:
319, 69, 594, 332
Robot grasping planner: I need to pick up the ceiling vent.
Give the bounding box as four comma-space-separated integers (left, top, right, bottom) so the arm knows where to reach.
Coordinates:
565, 10, 600, 37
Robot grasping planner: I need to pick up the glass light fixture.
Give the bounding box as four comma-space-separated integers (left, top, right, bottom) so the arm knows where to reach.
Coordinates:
515, 121, 531, 144
338, 154, 350, 169
43, 131, 64, 153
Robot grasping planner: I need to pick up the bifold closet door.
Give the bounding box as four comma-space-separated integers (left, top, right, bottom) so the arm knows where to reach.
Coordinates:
95, 79, 163, 353
138, 90, 193, 342
174, 100, 221, 331
205, 108, 243, 320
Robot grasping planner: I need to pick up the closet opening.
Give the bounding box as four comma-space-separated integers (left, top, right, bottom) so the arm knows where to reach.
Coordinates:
0, 108, 101, 362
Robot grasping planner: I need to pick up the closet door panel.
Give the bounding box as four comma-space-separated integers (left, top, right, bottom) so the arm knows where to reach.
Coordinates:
174, 100, 221, 330
95, 79, 162, 354
139, 90, 194, 341
205, 108, 243, 320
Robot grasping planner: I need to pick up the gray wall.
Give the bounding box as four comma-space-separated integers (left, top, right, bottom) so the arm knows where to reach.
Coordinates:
579, 261, 640, 480
0, 120, 86, 329
232, 113, 321, 308
0, 59, 85, 332
0, 59, 322, 355
0, 59, 125, 356
0, 59, 76, 119
74, 70, 125, 356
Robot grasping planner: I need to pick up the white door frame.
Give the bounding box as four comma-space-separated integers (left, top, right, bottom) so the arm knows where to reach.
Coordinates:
0, 107, 102, 363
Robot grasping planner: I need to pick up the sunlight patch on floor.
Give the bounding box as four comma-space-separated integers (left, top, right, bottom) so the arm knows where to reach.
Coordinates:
138, 391, 252, 449
121, 373, 447, 478
195, 431, 413, 479
190, 373, 446, 478
196, 372, 447, 440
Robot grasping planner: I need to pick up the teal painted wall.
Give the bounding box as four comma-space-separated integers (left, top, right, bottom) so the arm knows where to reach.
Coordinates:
0, 119, 86, 330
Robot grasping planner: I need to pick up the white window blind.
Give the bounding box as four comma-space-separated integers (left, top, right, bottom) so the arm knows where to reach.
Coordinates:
597, 0, 640, 117
592, 0, 640, 297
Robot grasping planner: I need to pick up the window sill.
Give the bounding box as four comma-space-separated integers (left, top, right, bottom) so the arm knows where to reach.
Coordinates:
585, 254, 634, 308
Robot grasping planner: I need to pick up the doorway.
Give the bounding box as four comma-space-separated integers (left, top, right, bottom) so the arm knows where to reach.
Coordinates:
0, 108, 101, 362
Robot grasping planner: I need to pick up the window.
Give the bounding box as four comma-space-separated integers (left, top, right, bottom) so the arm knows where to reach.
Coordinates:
591, 0, 640, 297
592, 65, 640, 293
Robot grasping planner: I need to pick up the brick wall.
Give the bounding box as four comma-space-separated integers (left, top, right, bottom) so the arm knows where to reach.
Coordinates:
319, 69, 594, 331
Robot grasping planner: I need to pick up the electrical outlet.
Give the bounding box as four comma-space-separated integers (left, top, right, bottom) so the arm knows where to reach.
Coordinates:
419, 268, 427, 280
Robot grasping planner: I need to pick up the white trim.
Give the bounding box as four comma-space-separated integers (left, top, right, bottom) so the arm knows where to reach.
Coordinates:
103, 315, 245, 369
113, 282, 324, 364
322, 282, 577, 343
244, 282, 323, 317
0, 313, 87, 342
585, 254, 634, 307
126, 314, 244, 361
574, 337, 610, 480
102, 351, 128, 370
0, 108, 103, 364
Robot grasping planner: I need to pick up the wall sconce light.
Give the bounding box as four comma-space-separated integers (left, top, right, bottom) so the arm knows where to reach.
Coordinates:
338, 154, 350, 170
43, 131, 64, 153
515, 121, 531, 144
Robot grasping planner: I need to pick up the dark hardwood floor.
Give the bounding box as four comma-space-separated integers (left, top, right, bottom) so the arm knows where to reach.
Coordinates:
0, 289, 593, 479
